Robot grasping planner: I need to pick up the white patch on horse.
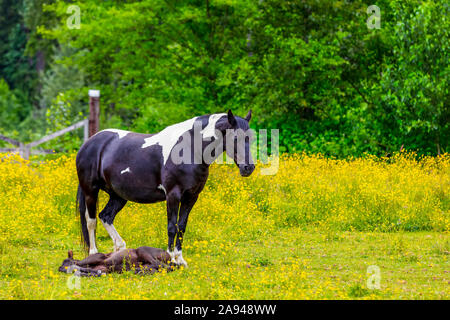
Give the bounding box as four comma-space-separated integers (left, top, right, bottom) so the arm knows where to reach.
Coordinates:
120, 167, 131, 175
101, 220, 126, 251
141, 117, 199, 164
85, 209, 98, 255
200, 113, 226, 139
102, 129, 130, 139
158, 184, 167, 195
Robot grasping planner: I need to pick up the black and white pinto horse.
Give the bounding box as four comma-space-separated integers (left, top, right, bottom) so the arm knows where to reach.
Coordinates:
76, 110, 254, 267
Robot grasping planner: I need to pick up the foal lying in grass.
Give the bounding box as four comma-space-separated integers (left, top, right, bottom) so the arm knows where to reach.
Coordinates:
59, 247, 177, 276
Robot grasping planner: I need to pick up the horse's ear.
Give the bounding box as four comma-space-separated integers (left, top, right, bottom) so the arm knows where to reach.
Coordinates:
227, 109, 237, 126
68, 250, 73, 259
245, 109, 252, 122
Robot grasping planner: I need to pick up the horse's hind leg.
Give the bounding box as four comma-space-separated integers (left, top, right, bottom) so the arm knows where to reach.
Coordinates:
99, 194, 127, 252
85, 190, 99, 255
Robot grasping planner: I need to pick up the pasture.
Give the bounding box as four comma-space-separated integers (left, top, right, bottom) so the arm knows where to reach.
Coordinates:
0, 152, 448, 299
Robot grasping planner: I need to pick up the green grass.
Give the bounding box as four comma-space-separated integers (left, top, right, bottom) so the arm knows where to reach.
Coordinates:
0, 227, 448, 299
0, 153, 448, 299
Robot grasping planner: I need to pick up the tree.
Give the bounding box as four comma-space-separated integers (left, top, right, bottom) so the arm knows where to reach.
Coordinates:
375, 1, 449, 154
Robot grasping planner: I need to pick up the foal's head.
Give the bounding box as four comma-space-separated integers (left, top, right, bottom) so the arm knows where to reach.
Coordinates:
58, 250, 77, 273
217, 110, 255, 177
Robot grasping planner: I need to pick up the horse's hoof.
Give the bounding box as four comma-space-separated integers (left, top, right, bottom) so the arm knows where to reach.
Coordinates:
167, 249, 188, 267
175, 256, 188, 268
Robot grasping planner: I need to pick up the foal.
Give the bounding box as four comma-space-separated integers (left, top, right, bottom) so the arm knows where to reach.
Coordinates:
59, 247, 176, 276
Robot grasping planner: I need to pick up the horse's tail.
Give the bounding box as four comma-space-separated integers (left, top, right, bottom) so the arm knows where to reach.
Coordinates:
76, 184, 90, 252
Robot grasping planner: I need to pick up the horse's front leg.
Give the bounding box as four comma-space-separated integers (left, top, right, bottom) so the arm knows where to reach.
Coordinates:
174, 193, 199, 267
166, 186, 181, 265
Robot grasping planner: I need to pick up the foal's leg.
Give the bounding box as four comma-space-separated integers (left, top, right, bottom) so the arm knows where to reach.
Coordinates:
174, 193, 199, 267
166, 186, 181, 264
75, 253, 108, 267
85, 190, 99, 255
72, 253, 108, 275
67, 265, 103, 277
98, 194, 127, 252
136, 247, 170, 266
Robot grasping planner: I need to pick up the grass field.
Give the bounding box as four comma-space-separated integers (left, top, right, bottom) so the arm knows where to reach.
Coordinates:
0, 152, 448, 299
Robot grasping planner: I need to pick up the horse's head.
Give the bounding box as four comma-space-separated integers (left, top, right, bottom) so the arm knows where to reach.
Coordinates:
217, 110, 255, 177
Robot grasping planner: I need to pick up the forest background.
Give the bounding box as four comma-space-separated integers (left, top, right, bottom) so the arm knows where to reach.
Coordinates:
0, 0, 448, 156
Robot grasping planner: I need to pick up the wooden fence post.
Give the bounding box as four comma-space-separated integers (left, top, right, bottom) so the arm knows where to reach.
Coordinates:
88, 90, 100, 137
19, 142, 30, 160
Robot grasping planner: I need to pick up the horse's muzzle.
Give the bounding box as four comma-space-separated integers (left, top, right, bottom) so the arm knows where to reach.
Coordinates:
239, 164, 255, 177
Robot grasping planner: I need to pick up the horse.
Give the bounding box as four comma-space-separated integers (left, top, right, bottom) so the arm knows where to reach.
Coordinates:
76, 109, 255, 267
59, 247, 176, 276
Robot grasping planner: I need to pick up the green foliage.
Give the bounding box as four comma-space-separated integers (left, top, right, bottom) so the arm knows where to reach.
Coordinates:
0, 0, 448, 156
376, 1, 450, 155
348, 282, 370, 298
0, 79, 32, 138
40, 45, 86, 111
0, 0, 38, 95
44, 92, 84, 151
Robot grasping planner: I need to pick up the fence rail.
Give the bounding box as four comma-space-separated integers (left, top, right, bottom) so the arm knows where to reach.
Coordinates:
0, 119, 89, 159
0, 135, 20, 146
0, 90, 99, 160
